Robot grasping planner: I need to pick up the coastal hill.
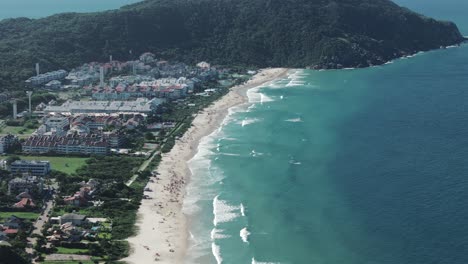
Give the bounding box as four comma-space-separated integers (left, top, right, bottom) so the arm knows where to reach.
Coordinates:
0, 0, 464, 91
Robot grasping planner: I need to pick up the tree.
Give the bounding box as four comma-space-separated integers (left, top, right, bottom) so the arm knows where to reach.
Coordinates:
5, 156, 20, 165
144, 132, 155, 141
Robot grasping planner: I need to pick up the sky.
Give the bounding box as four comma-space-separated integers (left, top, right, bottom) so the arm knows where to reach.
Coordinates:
0, 0, 143, 20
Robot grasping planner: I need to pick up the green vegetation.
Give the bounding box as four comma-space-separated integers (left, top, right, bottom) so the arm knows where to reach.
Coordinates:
0, 246, 29, 264
55, 247, 89, 254
52, 156, 146, 241
0, 93, 56, 118
19, 155, 89, 174
0, 211, 39, 221
0, 126, 35, 136
0, 0, 464, 93
41, 260, 96, 264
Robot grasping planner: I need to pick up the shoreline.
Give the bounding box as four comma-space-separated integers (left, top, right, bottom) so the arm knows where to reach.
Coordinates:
124, 68, 289, 264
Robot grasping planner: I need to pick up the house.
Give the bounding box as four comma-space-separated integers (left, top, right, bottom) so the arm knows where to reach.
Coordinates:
64, 179, 97, 207
2, 216, 23, 229
45, 80, 62, 89
15, 192, 32, 200
8, 176, 43, 195
35, 102, 48, 111
64, 191, 88, 207
196, 61, 211, 69
124, 118, 140, 129
13, 198, 36, 209
59, 213, 87, 226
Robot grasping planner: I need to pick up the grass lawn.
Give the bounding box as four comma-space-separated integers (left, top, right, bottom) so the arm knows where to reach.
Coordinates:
55, 247, 89, 254
0, 126, 35, 138
0, 211, 39, 221
19, 156, 89, 174
97, 232, 111, 239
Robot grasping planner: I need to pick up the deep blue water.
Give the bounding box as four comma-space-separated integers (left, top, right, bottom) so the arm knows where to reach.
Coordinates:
0, 0, 142, 20
184, 1, 468, 263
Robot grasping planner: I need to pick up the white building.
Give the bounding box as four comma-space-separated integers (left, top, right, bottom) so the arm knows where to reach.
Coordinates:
44, 98, 164, 115
10, 160, 51, 176
25, 70, 68, 86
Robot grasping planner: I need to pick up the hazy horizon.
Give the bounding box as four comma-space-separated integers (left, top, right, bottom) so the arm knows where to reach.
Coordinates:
0, 0, 142, 20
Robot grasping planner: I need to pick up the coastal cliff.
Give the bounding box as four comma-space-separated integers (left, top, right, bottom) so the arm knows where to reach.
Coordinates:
0, 0, 464, 90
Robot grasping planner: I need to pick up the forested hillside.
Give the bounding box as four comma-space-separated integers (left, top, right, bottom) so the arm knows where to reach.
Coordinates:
0, 0, 464, 91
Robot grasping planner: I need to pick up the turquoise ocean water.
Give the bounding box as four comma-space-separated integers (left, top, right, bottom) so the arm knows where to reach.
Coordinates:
184, 1, 468, 263
0, 0, 142, 20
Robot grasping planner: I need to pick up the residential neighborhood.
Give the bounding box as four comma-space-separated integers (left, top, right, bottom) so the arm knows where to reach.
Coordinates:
0, 52, 252, 263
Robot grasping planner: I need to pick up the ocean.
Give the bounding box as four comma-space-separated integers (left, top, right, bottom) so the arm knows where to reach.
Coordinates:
0, 0, 142, 20
184, 1, 468, 264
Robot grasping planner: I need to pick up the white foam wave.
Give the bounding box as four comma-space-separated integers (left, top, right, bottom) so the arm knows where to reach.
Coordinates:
247, 86, 275, 104
213, 195, 241, 226
240, 118, 261, 127
261, 93, 275, 103
240, 227, 251, 243
220, 137, 237, 141
285, 117, 303, 123
252, 257, 280, 264
211, 228, 231, 240
240, 203, 246, 217
289, 157, 301, 165
286, 80, 306, 87
212, 243, 223, 264
219, 152, 242, 157
250, 150, 265, 157
184, 130, 225, 215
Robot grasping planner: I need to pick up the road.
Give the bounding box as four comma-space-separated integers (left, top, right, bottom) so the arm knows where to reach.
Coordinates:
25, 193, 55, 260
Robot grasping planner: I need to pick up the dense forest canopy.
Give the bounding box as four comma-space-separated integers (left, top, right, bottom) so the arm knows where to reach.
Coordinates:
0, 0, 464, 91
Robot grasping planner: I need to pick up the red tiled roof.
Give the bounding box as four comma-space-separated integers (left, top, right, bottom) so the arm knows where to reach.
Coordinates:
3, 229, 18, 234
13, 198, 36, 208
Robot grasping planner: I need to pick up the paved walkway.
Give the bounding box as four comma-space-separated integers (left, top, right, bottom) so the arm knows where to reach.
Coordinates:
126, 150, 161, 186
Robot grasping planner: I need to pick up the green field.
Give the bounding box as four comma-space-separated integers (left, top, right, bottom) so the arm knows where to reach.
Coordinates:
0, 126, 35, 138
55, 247, 89, 254
0, 211, 39, 220
19, 156, 89, 174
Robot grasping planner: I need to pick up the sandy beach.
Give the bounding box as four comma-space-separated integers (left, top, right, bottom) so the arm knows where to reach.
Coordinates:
124, 68, 289, 264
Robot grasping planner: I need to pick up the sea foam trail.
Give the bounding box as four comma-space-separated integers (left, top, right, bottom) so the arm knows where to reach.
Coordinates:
252, 258, 280, 264
240, 118, 261, 127
213, 195, 241, 226
285, 117, 303, 123
240, 203, 246, 216
212, 243, 223, 264
240, 227, 251, 243
211, 228, 231, 240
